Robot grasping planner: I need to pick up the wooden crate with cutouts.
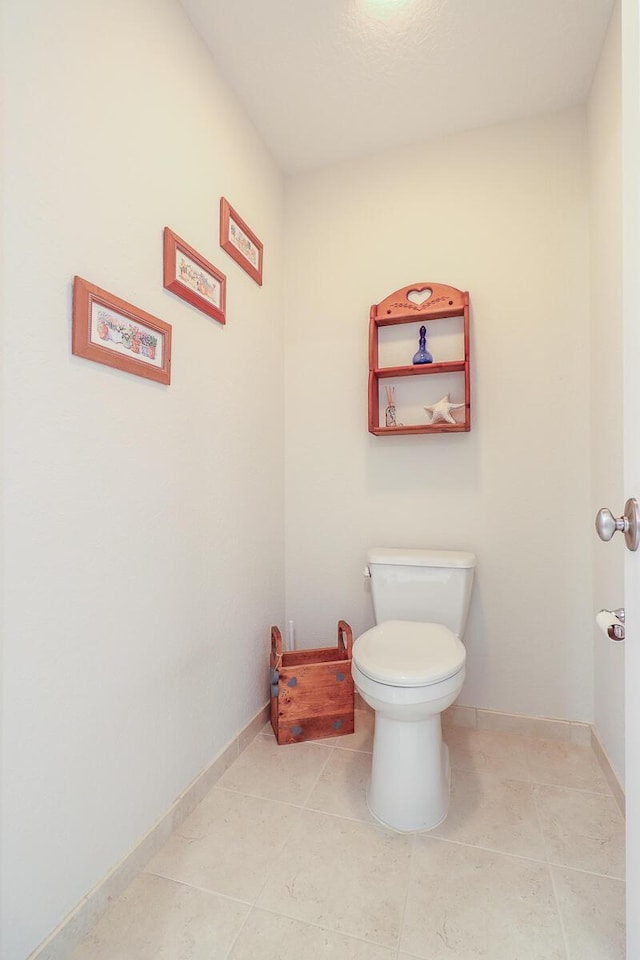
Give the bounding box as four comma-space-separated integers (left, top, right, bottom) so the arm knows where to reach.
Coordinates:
269, 621, 355, 745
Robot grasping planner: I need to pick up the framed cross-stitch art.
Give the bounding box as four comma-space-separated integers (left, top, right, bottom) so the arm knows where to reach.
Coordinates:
163, 227, 226, 324
220, 197, 263, 286
72, 277, 172, 384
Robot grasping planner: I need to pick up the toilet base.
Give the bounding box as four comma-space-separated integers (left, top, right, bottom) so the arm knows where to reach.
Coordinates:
366, 713, 450, 832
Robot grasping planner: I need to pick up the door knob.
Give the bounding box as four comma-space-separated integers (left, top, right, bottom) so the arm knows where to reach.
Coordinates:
595, 498, 640, 551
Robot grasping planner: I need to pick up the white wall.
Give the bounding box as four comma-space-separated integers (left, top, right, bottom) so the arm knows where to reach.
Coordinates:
0, 2, 284, 958
588, 1, 625, 783
284, 109, 593, 722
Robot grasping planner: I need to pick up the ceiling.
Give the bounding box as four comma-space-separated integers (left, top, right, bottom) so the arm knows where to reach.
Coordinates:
180, 0, 615, 174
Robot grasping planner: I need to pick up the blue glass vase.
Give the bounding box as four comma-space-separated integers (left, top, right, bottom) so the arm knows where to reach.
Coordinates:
412, 325, 433, 364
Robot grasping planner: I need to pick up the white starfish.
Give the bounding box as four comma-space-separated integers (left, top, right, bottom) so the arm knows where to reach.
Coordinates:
424, 394, 465, 425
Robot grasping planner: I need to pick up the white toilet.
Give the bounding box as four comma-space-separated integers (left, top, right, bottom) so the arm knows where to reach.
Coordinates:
352, 547, 475, 832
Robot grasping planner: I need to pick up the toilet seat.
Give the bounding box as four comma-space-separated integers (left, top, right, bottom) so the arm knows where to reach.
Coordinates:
353, 619, 465, 687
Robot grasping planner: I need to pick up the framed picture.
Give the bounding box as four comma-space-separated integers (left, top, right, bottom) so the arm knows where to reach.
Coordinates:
220, 197, 263, 286
72, 277, 172, 385
163, 227, 226, 324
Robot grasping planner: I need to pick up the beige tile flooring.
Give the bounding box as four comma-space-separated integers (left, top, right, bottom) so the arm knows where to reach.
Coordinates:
70, 711, 625, 960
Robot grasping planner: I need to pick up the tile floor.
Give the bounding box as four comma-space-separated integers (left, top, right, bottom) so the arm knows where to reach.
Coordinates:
70, 711, 625, 960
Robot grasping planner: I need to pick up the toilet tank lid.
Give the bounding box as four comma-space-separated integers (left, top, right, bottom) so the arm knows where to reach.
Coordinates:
367, 547, 476, 569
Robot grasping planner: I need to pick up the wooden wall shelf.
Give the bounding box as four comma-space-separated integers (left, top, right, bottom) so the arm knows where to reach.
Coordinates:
368, 282, 470, 435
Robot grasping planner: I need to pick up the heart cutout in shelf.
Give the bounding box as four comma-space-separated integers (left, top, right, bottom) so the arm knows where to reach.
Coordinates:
407, 287, 432, 306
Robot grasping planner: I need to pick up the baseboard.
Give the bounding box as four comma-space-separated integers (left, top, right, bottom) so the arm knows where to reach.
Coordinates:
442, 703, 592, 745
356, 693, 591, 744
590, 726, 625, 816
28, 703, 270, 960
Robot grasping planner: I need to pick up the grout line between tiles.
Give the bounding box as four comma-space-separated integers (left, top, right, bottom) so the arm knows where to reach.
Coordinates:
143, 870, 254, 909
213, 782, 307, 810
302, 805, 377, 828
213, 782, 392, 832
394, 831, 416, 960
301, 744, 336, 807
530, 778, 572, 960
526, 778, 614, 798
547, 866, 572, 960
416, 832, 553, 868
322, 743, 373, 754
417, 832, 626, 882
222, 903, 256, 960
305, 804, 402, 833
544, 858, 625, 883
253, 901, 397, 953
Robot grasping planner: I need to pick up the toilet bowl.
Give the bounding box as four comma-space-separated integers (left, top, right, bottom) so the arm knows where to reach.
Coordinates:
352, 548, 475, 832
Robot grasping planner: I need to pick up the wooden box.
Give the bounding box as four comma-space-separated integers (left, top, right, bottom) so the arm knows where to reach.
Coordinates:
270, 620, 355, 745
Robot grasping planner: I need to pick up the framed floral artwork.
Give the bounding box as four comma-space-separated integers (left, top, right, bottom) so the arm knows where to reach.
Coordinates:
72, 277, 172, 384
219, 197, 263, 286
163, 227, 226, 324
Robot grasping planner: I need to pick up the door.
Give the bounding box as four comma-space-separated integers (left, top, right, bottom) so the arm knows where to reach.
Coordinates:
622, 0, 640, 954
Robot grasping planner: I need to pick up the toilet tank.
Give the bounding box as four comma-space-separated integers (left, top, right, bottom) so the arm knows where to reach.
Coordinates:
367, 547, 476, 637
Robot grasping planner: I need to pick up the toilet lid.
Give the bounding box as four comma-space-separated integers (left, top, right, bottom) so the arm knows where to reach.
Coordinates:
353, 620, 465, 686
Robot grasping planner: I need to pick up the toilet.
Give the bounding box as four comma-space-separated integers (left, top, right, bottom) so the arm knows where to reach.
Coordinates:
352, 547, 475, 832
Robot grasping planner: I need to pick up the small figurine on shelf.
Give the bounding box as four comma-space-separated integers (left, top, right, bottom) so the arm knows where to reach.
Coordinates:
385, 385, 402, 427
424, 394, 465, 425
412, 325, 433, 365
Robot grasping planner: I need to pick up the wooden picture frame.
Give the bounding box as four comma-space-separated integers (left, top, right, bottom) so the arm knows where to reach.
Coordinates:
219, 197, 263, 285
163, 227, 226, 324
72, 276, 172, 385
